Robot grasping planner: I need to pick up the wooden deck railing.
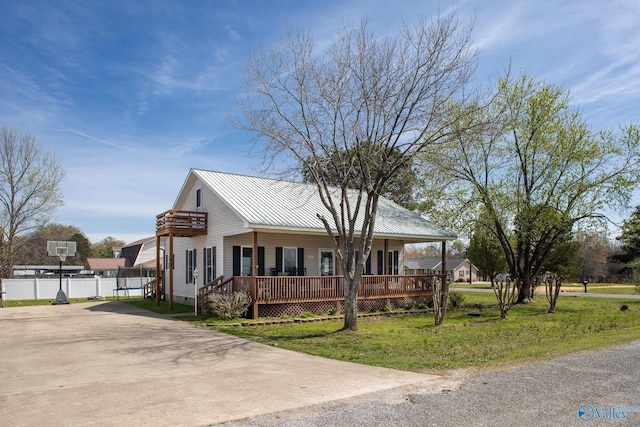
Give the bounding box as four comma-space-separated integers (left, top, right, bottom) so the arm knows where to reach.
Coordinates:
233, 274, 444, 303
156, 210, 207, 236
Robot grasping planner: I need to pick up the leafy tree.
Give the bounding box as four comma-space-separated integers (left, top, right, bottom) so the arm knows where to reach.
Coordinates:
0, 127, 65, 307
467, 215, 508, 287
92, 236, 126, 258
612, 206, 640, 264
422, 73, 640, 304
543, 238, 582, 279
70, 232, 92, 265
237, 14, 478, 330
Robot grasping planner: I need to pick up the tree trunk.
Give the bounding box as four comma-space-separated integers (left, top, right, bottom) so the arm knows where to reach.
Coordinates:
515, 276, 532, 304
342, 278, 359, 331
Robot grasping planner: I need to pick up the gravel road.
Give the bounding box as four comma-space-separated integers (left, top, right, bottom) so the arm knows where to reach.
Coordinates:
219, 340, 640, 427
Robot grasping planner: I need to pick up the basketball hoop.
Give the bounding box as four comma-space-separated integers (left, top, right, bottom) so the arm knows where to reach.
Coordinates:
56, 247, 68, 262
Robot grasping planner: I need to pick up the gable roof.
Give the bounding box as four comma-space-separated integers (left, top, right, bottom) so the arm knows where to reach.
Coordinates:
180, 169, 456, 243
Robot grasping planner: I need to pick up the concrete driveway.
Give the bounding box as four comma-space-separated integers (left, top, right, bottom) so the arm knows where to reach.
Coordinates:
0, 301, 445, 426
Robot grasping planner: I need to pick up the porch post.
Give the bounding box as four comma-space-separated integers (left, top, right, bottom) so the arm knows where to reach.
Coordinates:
252, 231, 258, 277
384, 239, 389, 292
156, 235, 161, 306
169, 232, 174, 310
441, 241, 447, 283
252, 231, 258, 319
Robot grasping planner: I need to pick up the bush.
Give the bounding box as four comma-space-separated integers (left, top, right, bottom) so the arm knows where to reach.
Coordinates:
448, 291, 466, 308
205, 291, 252, 320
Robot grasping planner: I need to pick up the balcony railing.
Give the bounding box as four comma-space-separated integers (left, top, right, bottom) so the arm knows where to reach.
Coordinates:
156, 210, 208, 237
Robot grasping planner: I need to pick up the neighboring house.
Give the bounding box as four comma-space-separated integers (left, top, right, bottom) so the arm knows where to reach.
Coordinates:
120, 237, 160, 268
155, 169, 457, 317
405, 257, 480, 282
86, 258, 126, 277
87, 237, 162, 278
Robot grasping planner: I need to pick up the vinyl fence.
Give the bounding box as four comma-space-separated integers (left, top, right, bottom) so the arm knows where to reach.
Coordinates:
1, 277, 150, 300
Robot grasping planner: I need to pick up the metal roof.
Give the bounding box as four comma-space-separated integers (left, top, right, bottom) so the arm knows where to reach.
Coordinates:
192, 169, 456, 242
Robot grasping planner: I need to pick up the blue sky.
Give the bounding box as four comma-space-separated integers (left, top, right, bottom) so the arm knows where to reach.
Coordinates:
1, 0, 638, 244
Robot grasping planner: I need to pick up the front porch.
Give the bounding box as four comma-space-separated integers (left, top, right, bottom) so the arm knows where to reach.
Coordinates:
199, 273, 446, 318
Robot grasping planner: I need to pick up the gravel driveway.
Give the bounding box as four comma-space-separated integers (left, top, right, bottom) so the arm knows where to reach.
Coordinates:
221, 340, 640, 427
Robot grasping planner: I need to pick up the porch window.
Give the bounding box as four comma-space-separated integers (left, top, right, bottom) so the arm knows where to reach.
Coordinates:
203, 247, 216, 283
185, 249, 197, 283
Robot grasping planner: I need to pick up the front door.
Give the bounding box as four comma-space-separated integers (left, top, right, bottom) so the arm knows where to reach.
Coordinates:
241, 247, 252, 276
319, 250, 334, 276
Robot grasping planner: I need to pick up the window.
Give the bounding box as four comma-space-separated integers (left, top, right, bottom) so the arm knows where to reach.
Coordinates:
185, 249, 196, 283
203, 247, 216, 283
195, 188, 202, 210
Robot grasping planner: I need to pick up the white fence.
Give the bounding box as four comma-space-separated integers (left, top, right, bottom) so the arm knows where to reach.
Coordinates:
1, 277, 151, 300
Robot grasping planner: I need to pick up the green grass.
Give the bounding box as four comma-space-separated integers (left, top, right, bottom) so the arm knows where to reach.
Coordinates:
561, 283, 639, 295
124, 298, 195, 314
206, 292, 640, 374
3, 297, 107, 306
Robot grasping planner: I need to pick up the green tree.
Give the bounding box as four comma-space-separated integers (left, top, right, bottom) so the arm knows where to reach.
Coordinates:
467, 216, 508, 287
237, 14, 478, 330
92, 236, 125, 258
612, 206, 640, 264
422, 73, 640, 304
0, 127, 65, 307
70, 232, 92, 265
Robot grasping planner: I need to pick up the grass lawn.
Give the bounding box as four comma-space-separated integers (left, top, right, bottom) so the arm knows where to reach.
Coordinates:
3, 297, 104, 306
205, 292, 640, 374
454, 281, 639, 295
125, 298, 195, 314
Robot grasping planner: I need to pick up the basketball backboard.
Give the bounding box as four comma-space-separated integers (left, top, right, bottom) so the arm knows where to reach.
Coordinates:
47, 241, 77, 258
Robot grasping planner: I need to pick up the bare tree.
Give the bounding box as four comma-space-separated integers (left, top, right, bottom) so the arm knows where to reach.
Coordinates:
0, 127, 65, 307
236, 13, 477, 330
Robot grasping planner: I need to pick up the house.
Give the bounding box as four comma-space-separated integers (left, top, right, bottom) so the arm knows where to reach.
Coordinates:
405, 257, 480, 283
155, 169, 457, 317
86, 258, 126, 277
87, 237, 162, 278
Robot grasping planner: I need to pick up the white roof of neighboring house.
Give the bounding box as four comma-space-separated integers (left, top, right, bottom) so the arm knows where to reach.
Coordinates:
181, 169, 456, 243
405, 257, 476, 271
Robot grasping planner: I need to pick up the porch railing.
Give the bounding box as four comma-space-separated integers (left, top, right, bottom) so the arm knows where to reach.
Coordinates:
233, 274, 444, 303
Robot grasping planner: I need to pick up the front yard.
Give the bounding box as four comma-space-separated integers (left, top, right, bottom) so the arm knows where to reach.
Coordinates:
202, 292, 640, 374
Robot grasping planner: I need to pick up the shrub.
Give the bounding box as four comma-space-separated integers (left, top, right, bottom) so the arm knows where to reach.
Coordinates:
448, 291, 466, 307
205, 291, 252, 320
328, 307, 338, 316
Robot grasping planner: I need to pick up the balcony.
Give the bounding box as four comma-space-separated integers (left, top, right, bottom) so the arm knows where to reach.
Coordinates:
156, 210, 208, 237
